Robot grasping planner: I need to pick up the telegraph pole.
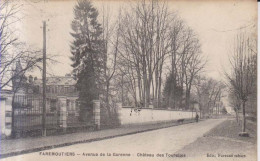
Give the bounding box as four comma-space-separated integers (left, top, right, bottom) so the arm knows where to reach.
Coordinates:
42, 21, 47, 136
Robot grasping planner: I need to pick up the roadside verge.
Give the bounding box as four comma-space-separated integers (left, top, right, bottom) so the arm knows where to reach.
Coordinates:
1, 118, 199, 159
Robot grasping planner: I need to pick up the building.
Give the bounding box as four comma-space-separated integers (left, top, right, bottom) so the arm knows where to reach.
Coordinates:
33, 75, 79, 113
12, 61, 79, 114
0, 61, 100, 137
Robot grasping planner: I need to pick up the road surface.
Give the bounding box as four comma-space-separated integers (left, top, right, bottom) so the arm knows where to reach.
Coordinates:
2, 119, 225, 161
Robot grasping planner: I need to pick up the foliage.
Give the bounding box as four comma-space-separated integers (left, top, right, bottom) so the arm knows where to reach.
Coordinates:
70, 0, 104, 122
221, 107, 227, 114
100, 102, 121, 129
193, 76, 225, 117
163, 73, 183, 108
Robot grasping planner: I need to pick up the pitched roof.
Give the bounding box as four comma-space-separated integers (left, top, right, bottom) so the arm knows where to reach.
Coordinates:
34, 76, 76, 86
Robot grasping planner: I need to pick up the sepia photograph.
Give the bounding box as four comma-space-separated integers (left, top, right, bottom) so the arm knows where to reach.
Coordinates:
0, 0, 257, 161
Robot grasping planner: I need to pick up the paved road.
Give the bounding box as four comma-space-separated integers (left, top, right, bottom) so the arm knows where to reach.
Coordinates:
2, 119, 225, 161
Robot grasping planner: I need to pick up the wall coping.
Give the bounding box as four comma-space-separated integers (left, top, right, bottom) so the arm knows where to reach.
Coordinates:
121, 106, 197, 112
92, 100, 100, 103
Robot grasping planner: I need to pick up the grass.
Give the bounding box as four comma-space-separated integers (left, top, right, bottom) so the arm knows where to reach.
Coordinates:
177, 118, 257, 158
203, 119, 257, 144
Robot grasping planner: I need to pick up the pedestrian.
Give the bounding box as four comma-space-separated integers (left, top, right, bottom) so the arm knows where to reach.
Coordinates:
195, 114, 199, 123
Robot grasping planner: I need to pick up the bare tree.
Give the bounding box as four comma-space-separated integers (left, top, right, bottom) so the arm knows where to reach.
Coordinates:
194, 76, 225, 118
164, 19, 206, 110
225, 31, 257, 135
228, 90, 241, 123
167, 17, 185, 109
118, 0, 177, 108
0, 1, 44, 90
117, 0, 206, 110
184, 37, 206, 109
100, 6, 122, 118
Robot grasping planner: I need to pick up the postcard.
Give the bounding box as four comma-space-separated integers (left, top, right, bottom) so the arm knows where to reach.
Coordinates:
0, 0, 257, 161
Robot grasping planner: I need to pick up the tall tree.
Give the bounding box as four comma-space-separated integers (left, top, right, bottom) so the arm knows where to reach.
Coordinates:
118, 0, 174, 108
225, 31, 256, 135
163, 72, 183, 108
116, 0, 205, 110
168, 17, 185, 109
228, 90, 241, 123
183, 34, 205, 110
166, 19, 205, 109
100, 6, 121, 118
194, 76, 225, 117
70, 0, 104, 122
0, 1, 42, 90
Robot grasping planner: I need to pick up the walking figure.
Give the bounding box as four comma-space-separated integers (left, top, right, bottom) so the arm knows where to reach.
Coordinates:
195, 114, 199, 123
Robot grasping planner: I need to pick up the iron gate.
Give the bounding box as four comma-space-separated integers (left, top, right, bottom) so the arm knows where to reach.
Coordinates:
12, 95, 94, 137
13, 95, 59, 136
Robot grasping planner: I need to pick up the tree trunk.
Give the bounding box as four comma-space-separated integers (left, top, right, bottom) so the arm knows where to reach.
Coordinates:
242, 100, 246, 132
106, 81, 111, 118
185, 89, 190, 110
138, 74, 142, 107
121, 75, 124, 105
155, 67, 159, 108
158, 71, 162, 109
235, 107, 239, 124
146, 80, 150, 108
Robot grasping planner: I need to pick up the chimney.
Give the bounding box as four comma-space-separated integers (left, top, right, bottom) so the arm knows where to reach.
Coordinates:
29, 75, 33, 83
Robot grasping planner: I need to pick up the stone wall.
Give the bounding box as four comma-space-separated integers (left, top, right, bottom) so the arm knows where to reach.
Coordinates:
119, 107, 198, 125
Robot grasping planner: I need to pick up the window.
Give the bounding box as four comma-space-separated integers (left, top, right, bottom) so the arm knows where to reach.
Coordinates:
46, 86, 50, 93
50, 86, 53, 93
52, 86, 55, 93
71, 101, 74, 111
50, 99, 57, 112
53, 86, 55, 93
65, 87, 69, 94
34, 86, 40, 93
76, 100, 79, 110
66, 99, 70, 110
60, 87, 64, 93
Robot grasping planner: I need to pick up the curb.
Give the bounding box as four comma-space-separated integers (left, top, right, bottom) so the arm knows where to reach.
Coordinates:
0, 120, 200, 159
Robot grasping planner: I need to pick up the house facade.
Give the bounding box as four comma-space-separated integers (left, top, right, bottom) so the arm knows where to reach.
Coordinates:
32, 75, 79, 114
11, 61, 80, 127
13, 74, 79, 115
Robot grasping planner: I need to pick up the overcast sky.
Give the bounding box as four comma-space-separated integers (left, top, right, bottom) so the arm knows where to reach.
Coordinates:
15, 0, 257, 80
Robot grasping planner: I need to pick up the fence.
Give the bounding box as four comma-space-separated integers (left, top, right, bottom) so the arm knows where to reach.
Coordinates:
1, 94, 101, 138
1, 93, 198, 138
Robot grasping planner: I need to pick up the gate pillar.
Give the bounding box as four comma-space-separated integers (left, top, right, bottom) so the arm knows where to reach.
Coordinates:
58, 96, 67, 131
3, 95, 13, 137
93, 100, 100, 130
116, 103, 122, 125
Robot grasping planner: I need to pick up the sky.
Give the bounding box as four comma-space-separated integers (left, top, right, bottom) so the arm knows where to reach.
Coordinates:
14, 0, 257, 81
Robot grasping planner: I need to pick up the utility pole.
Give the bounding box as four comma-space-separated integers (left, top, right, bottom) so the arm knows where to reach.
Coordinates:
42, 21, 47, 136
121, 74, 124, 105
